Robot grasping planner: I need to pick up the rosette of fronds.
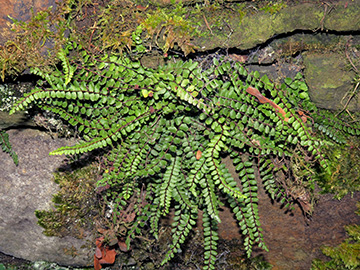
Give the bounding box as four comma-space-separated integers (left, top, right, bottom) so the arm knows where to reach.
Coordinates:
10, 29, 349, 269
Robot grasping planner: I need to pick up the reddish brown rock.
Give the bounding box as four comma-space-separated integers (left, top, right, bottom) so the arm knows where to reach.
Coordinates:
220, 156, 360, 269
255, 188, 360, 269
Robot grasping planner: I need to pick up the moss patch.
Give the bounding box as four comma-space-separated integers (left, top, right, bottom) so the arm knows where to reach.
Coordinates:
35, 164, 100, 238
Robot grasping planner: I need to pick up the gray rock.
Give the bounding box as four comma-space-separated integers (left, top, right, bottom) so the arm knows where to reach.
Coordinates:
0, 128, 92, 266
303, 52, 360, 111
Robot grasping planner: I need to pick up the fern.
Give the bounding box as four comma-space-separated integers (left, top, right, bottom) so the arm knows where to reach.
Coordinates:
203, 211, 219, 270
0, 129, 18, 165
57, 48, 75, 86
10, 28, 359, 268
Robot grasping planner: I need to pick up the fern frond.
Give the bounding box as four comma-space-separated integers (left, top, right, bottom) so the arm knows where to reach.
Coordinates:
11, 31, 358, 267
57, 48, 75, 86
161, 207, 197, 266
0, 130, 18, 165
201, 173, 220, 223
203, 211, 218, 270
158, 157, 181, 215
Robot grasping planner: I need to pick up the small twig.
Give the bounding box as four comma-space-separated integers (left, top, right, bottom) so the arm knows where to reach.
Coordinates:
336, 38, 360, 118
203, 14, 213, 35
345, 38, 358, 73
336, 81, 359, 119
222, 19, 234, 46
317, 2, 335, 31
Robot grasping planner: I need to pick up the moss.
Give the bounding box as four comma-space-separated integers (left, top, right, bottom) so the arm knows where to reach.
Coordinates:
35, 163, 100, 238
0, 6, 69, 80
258, 0, 287, 15
311, 202, 360, 269
317, 136, 360, 200
324, 3, 360, 31
141, 2, 200, 55
303, 52, 355, 111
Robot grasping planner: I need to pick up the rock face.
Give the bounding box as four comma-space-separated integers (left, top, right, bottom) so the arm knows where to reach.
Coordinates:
257, 188, 360, 270
241, 191, 360, 270
0, 128, 92, 266
304, 52, 360, 111
194, 0, 360, 51
219, 156, 360, 270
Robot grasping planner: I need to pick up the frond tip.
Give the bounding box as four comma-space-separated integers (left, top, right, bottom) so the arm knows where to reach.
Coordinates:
57, 48, 75, 86
0, 130, 18, 165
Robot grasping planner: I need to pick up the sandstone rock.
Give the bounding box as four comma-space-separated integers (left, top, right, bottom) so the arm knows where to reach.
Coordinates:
0, 128, 92, 266
221, 156, 360, 269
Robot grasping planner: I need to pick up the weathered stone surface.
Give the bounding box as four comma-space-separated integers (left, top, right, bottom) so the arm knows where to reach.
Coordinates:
258, 189, 360, 270
303, 52, 360, 111
194, 0, 360, 51
0, 0, 57, 45
221, 156, 360, 269
0, 128, 92, 266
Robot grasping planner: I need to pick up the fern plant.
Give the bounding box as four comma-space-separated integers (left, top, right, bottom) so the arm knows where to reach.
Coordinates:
10, 28, 359, 268
0, 129, 18, 165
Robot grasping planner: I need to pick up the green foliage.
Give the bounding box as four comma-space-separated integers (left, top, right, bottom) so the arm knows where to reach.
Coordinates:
0, 264, 17, 270
10, 29, 357, 268
78, 0, 145, 54
311, 202, 360, 270
0, 129, 18, 165
258, 0, 287, 15
312, 110, 360, 144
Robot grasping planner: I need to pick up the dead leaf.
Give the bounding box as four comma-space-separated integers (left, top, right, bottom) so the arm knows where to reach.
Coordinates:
118, 239, 130, 252
98, 247, 116, 264
196, 150, 202, 160
124, 212, 136, 223
94, 236, 117, 268
94, 254, 102, 270
95, 246, 102, 259
229, 54, 248, 63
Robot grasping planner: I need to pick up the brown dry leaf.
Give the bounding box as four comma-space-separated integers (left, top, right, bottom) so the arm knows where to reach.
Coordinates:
118, 239, 130, 252
196, 150, 202, 160
98, 247, 117, 264
94, 254, 102, 270
95, 246, 103, 259
229, 54, 248, 63
125, 212, 136, 223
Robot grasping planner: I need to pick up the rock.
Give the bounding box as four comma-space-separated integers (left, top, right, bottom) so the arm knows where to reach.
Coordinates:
0, 128, 92, 266
194, 0, 360, 51
221, 156, 360, 269
257, 189, 360, 270
303, 52, 360, 111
